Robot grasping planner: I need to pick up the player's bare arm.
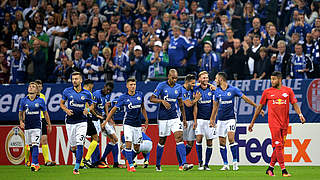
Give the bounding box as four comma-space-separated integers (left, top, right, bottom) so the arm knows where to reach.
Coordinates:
248, 104, 264, 132
242, 94, 265, 116
149, 94, 171, 109
210, 100, 219, 127
141, 103, 149, 130
183, 91, 201, 107
193, 102, 198, 130
44, 111, 52, 133
178, 98, 187, 128
19, 111, 25, 129
83, 102, 93, 116
292, 103, 306, 124
60, 99, 73, 116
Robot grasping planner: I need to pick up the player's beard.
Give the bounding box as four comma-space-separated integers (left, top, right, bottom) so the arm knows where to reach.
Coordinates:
272, 81, 280, 88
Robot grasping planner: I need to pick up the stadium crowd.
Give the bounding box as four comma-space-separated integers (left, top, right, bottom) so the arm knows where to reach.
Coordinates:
0, 0, 319, 84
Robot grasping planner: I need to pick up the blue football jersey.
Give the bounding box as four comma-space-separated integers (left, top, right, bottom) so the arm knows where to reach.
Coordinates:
214, 85, 243, 121
116, 91, 144, 127
181, 86, 194, 121
19, 96, 46, 130
62, 87, 93, 124
168, 35, 193, 67
93, 90, 107, 117
153, 81, 183, 120
194, 86, 215, 120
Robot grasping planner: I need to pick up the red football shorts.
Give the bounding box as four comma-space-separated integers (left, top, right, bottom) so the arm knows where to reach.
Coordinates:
269, 127, 288, 147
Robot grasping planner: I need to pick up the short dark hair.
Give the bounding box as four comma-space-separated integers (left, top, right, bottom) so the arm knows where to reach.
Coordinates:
105, 81, 114, 89
271, 71, 282, 78
126, 77, 136, 84
185, 74, 196, 82
35, 79, 43, 85
83, 79, 94, 86
217, 72, 228, 81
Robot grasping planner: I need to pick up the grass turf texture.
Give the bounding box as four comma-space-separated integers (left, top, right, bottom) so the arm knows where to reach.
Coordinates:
1, 165, 319, 180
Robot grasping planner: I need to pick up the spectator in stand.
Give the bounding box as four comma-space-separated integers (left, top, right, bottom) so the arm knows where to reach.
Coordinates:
246, 17, 267, 39
168, 25, 194, 76
199, 41, 220, 80
29, 23, 49, 63
113, 42, 130, 81
71, 49, 86, 74
270, 40, 292, 79
100, 0, 119, 21
224, 38, 247, 80
288, 12, 312, 44
288, 43, 313, 79
88, 4, 107, 25
312, 29, 320, 78
263, 24, 284, 54
52, 55, 73, 83
97, 31, 109, 56
305, 2, 319, 25
106, 23, 121, 51
243, 35, 262, 79
9, 48, 27, 84
0, 52, 10, 84
285, 10, 300, 42
227, 0, 243, 40
145, 41, 169, 79
55, 39, 72, 66
147, 6, 159, 26
120, 6, 134, 27
129, 45, 146, 81
241, 2, 256, 36
198, 13, 215, 44
71, 32, 96, 59
102, 47, 114, 81
185, 27, 200, 75
194, 7, 205, 39
253, 47, 271, 80
288, 33, 300, 54
29, 39, 46, 81
84, 45, 105, 82
221, 28, 234, 69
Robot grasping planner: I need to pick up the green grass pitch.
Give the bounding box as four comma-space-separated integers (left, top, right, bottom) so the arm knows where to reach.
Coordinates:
1, 165, 320, 180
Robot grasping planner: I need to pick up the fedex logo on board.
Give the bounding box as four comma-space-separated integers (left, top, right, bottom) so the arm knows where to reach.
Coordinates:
236, 126, 311, 164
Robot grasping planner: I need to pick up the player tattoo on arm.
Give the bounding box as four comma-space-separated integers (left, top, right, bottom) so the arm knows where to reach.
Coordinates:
178, 98, 187, 128
19, 111, 25, 129
44, 111, 52, 133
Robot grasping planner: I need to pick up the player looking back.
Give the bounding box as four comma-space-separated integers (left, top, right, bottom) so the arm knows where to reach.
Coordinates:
249, 71, 305, 177
19, 82, 52, 172
60, 72, 94, 174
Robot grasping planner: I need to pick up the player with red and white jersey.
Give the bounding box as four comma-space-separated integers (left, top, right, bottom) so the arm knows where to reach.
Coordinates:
248, 71, 306, 177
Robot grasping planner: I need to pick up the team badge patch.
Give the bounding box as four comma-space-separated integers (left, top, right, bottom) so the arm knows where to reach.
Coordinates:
81, 96, 85, 100
227, 92, 231, 96
175, 90, 178, 94
282, 93, 288, 98
208, 92, 212, 96
137, 96, 141, 100
35, 103, 39, 108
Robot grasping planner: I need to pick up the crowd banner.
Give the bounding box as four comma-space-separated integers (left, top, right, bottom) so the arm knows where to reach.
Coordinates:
0, 124, 318, 165
1, 79, 320, 123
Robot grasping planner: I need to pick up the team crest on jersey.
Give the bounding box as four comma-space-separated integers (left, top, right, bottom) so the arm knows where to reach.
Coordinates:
35, 103, 39, 108
175, 90, 178, 94
282, 93, 288, 98
81, 96, 85, 100
227, 92, 231, 96
5, 127, 25, 165
208, 92, 212, 96
137, 96, 141, 101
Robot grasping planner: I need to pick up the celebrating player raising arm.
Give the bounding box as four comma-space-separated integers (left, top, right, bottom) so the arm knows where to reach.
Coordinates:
248, 71, 305, 177
210, 72, 264, 171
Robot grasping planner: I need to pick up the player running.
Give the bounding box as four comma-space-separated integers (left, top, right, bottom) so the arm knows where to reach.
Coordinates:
248, 71, 305, 177
60, 72, 94, 174
19, 82, 52, 172
150, 69, 193, 171
193, 71, 217, 171
101, 78, 149, 172
211, 72, 263, 171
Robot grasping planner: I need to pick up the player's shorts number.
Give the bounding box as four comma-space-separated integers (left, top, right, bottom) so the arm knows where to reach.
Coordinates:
79, 135, 85, 142
35, 136, 39, 141
229, 125, 235, 131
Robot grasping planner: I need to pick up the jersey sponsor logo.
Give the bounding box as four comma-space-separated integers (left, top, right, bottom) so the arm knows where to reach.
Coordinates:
282, 93, 288, 98
164, 94, 177, 102
5, 127, 25, 165
272, 99, 287, 105
25, 108, 40, 115
128, 102, 141, 109
219, 100, 232, 104
307, 79, 320, 113
69, 99, 85, 108
198, 97, 211, 104
97, 103, 104, 109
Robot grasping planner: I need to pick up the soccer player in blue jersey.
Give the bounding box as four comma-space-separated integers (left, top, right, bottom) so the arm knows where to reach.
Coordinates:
150, 69, 193, 171
210, 72, 264, 171
19, 82, 52, 172
98, 82, 122, 168
101, 78, 149, 172
180, 74, 201, 167
193, 71, 217, 171
60, 72, 94, 175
